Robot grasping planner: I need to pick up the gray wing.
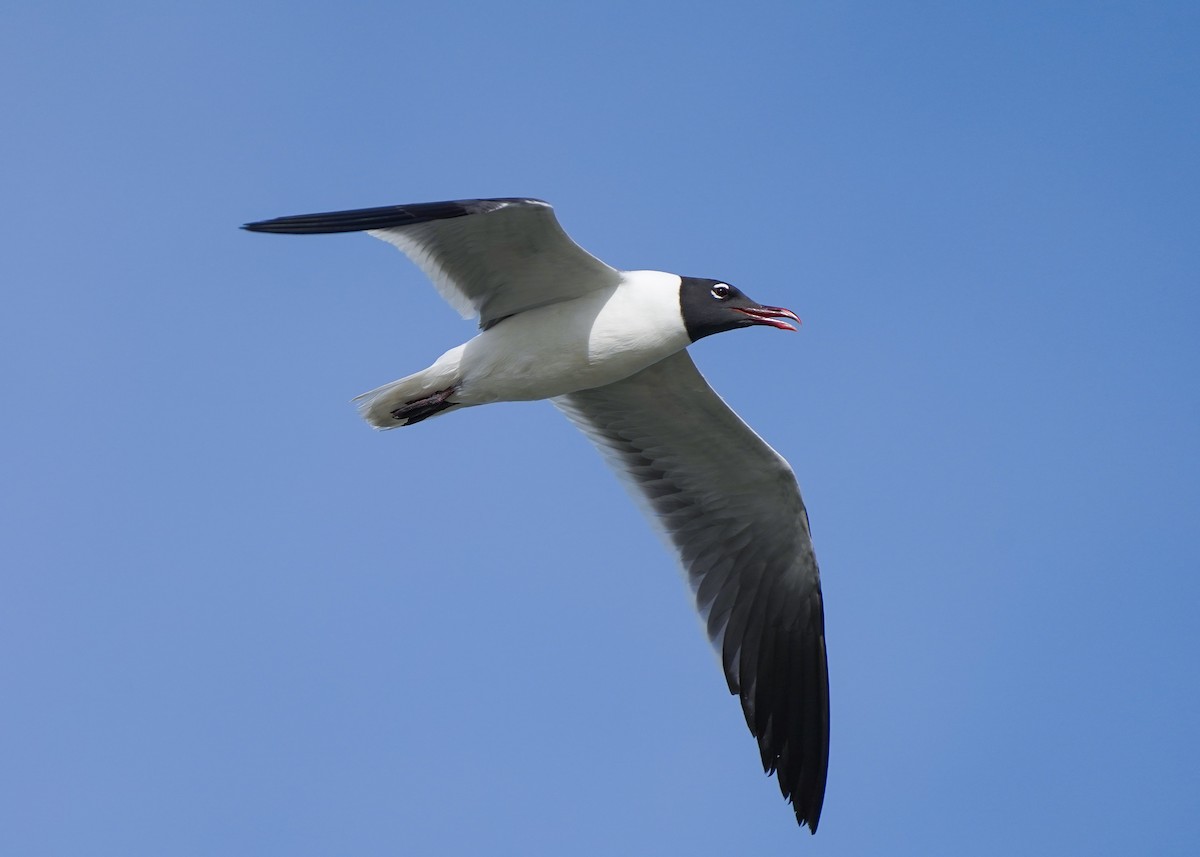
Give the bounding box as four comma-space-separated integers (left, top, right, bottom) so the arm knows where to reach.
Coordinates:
553, 350, 829, 833
243, 198, 620, 328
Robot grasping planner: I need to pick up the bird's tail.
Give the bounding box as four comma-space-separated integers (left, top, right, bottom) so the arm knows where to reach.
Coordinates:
352, 377, 463, 428
353, 348, 465, 429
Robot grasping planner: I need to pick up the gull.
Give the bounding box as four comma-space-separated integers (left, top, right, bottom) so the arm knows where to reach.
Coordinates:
243, 198, 829, 833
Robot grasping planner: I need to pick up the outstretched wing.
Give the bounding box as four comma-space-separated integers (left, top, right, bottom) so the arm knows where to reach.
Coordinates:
243, 198, 620, 328
554, 350, 829, 833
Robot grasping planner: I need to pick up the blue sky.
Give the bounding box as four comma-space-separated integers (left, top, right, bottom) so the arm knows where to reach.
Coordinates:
2, 2, 1198, 854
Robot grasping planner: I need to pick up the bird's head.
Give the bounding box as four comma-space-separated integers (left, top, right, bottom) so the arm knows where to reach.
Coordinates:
679, 277, 801, 342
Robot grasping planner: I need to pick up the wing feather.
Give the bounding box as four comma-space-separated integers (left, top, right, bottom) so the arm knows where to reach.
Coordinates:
553, 350, 829, 832
243, 198, 620, 328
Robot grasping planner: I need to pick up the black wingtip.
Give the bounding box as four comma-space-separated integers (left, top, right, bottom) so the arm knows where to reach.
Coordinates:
732, 588, 830, 837
241, 217, 327, 234
240, 198, 550, 236
239, 209, 401, 234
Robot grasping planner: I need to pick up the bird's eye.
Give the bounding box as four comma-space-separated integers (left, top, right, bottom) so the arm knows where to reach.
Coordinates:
711, 284, 731, 300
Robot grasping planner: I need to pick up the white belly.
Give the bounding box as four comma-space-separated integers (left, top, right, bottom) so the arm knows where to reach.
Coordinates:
453, 273, 690, 405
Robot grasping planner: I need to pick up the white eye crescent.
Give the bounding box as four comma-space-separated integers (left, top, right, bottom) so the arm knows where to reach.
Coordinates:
710, 284, 731, 300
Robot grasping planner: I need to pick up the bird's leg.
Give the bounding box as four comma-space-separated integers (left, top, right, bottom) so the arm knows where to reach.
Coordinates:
390, 386, 457, 425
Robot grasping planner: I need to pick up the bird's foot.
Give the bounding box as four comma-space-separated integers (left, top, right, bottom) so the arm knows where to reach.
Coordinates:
390, 387, 457, 425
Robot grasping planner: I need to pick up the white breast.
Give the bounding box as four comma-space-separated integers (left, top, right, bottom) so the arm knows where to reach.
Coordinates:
453, 270, 690, 405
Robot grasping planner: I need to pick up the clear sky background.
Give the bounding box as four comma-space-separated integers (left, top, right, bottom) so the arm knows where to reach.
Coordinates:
3, 3, 1198, 855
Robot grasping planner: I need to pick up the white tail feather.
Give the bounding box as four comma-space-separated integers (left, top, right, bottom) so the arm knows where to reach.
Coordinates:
352, 345, 465, 429
353, 377, 423, 428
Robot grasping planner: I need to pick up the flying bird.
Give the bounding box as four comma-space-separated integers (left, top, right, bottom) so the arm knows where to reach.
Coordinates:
243, 198, 829, 833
